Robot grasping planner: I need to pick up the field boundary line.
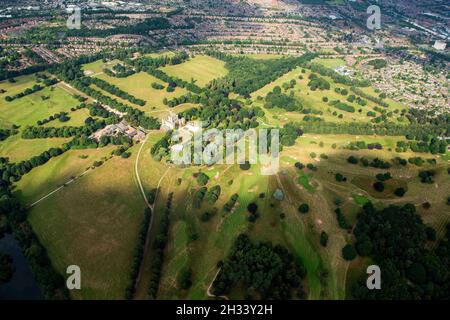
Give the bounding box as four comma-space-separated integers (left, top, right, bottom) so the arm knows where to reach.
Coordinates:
27, 168, 91, 208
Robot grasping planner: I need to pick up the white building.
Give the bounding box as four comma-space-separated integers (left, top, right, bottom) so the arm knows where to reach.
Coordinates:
433, 40, 447, 51
160, 112, 186, 131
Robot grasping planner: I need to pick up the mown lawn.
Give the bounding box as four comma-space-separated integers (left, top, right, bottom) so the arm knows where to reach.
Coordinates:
43, 108, 91, 128
0, 85, 80, 127
0, 135, 69, 163
251, 66, 408, 125
161, 55, 228, 87
311, 57, 346, 69
93, 71, 188, 110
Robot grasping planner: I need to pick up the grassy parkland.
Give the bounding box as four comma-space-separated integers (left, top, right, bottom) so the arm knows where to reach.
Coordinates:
0, 50, 448, 300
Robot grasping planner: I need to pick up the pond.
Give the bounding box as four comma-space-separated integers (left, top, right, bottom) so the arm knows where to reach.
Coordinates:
0, 233, 43, 300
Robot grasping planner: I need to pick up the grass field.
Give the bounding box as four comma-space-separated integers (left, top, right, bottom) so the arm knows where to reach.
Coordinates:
251, 66, 409, 125
277, 133, 449, 298
81, 59, 121, 75
1, 55, 448, 302
14, 146, 116, 205
143, 51, 175, 59
298, 171, 316, 192
132, 127, 449, 300
92, 71, 189, 112
134, 134, 261, 299
43, 108, 91, 128
27, 145, 145, 299
0, 135, 69, 163
0, 74, 40, 99
161, 55, 228, 87
0, 84, 80, 127
311, 57, 347, 69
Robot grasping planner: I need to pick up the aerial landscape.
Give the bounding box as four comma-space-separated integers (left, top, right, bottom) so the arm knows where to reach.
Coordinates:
0, 0, 449, 304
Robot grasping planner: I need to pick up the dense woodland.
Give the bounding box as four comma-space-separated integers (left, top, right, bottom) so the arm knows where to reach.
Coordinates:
352, 203, 450, 299
212, 234, 307, 299
0, 170, 68, 298
126, 208, 152, 299
206, 51, 318, 97
0, 252, 14, 284
0, 128, 17, 141
148, 193, 174, 299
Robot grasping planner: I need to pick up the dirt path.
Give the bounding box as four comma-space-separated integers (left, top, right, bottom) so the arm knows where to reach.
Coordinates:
206, 268, 228, 300
133, 133, 170, 292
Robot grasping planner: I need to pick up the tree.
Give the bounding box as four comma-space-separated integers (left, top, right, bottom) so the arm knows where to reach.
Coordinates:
342, 244, 357, 261
247, 202, 258, 214
355, 239, 373, 256
418, 170, 435, 184
247, 202, 259, 222
177, 266, 192, 290
347, 155, 358, 164
212, 234, 307, 299
376, 172, 391, 182
200, 210, 215, 222
320, 231, 328, 247
193, 187, 207, 208
425, 227, 436, 241
406, 263, 427, 284
394, 187, 407, 197
0, 252, 15, 284
239, 161, 251, 170
351, 201, 450, 299
298, 203, 309, 214
373, 181, 384, 192
335, 173, 346, 182
196, 172, 209, 186
223, 194, 239, 212
205, 185, 221, 204
295, 162, 304, 170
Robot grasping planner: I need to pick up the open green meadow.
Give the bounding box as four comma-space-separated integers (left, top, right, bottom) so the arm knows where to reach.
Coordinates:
0, 84, 80, 127
143, 51, 175, 59
14, 146, 116, 205
81, 59, 121, 75
311, 57, 347, 69
251, 66, 409, 125
0, 135, 69, 163
91, 71, 189, 113
27, 145, 145, 299
0, 74, 41, 99
43, 108, 91, 128
161, 55, 228, 87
